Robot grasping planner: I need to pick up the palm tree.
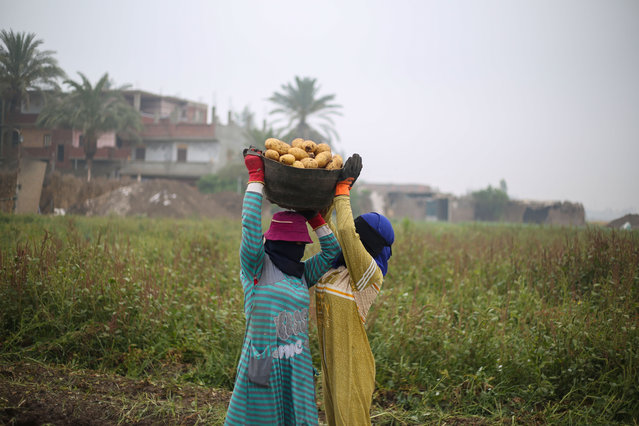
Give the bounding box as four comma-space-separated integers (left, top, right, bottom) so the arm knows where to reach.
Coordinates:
0, 30, 65, 159
268, 76, 342, 145
37, 72, 142, 181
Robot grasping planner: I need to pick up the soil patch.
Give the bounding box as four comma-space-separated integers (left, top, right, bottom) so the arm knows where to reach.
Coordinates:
0, 361, 230, 425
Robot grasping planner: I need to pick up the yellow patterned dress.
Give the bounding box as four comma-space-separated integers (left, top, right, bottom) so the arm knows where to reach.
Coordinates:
315, 195, 384, 426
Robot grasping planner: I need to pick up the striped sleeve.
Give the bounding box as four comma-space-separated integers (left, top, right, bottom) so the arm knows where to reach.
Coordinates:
239, 183, 265, 286
334, 195, 383, 291
303, 224, 340, 288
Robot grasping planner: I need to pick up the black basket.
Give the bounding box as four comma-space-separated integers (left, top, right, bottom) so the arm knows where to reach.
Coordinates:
263, 156, 341, 211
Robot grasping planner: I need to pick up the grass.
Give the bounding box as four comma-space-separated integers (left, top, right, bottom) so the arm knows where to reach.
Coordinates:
1, 213, 638, 424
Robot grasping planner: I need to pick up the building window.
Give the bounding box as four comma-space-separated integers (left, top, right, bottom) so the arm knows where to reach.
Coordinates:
57, 144, 65, 162
43, 134, 52, 147
177, 147, 187, 162
135, 147, 146, 161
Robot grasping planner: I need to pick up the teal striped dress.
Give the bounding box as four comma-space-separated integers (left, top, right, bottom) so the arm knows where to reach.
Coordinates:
225, 184, 340, 425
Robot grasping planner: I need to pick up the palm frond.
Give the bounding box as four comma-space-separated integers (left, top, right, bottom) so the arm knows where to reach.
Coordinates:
0, 30, 65, 111
267, 76, 342, 142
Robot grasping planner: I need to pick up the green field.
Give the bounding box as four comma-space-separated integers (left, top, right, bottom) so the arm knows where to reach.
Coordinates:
1, 214, 638, 425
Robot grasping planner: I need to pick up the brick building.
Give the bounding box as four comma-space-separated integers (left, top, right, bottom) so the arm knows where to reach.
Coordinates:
1, 90, 250, 181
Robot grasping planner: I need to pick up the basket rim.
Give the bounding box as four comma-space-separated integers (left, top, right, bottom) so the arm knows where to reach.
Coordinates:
262, 154, 342, 173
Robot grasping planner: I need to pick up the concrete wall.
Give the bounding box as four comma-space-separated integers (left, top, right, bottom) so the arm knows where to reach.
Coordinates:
145, 143, 173, 162
21, 127, 50, 148
388, 195, 424, 220
449, 197, 475, 223
143, 141, 218, 163
71, 130, 116, 148
213, 121, 252, 165
502, 201, 527, 223
185, 141, 220, 163
504, 200, 585, 226
368, 191, 386, 215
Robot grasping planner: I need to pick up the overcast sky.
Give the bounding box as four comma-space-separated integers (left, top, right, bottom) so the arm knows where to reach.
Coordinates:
2, 0, 638, 219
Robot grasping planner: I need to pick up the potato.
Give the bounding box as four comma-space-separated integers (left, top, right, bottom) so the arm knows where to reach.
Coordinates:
265, 138, 291, 155
315, 151, 332, 168
325, 154, 344, 170
291, 138, 305, 148
288, 147, 309, 161
292, 161, 304, 168
302, 140, 317, 154
265, 137, 280, 150
279, 153, 296, 165
301, 158, 319, 169
264, 149, 280, 161
315, 143, 331, 155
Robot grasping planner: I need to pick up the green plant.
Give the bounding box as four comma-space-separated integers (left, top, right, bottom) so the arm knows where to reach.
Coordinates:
1, 214, 638, 424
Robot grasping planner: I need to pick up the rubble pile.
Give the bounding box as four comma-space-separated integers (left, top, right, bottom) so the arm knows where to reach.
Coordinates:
607, 214, 639, 230
79, 179, 241, 219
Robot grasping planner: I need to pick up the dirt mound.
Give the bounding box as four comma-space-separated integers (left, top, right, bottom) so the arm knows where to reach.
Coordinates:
607, 214, 639, 230
40, 172, 133, 214
79, 179, 238, 219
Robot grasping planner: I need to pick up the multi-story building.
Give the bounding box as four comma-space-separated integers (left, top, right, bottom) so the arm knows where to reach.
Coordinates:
1, 90, 250, 181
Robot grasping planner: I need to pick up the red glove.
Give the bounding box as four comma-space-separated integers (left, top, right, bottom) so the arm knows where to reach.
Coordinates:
307, 212, 326, 230
299, 210, 326, 230
243, 146, 265, 184
335, 153, 362, 196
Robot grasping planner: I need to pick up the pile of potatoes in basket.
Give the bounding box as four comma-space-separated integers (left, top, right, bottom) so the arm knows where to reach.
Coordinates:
264, 138, 343, 170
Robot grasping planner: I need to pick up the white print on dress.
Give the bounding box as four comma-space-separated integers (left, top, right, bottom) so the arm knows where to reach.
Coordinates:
272, 339, 309, 359
272, 308, 309, 360
273, 308, 308, 341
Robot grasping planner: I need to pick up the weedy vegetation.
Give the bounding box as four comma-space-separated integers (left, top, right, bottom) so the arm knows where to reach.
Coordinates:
1, 214, 638, 425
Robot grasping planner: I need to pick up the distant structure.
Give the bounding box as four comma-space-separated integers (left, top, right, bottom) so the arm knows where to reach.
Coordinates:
358, 183, 585, 226
0, 90, 586, 224
1, 90, 251, 182
359, 183, 450, 221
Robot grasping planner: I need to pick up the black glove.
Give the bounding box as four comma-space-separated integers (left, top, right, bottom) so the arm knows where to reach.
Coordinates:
298, 210, 318, 221
338, 153, 363, 188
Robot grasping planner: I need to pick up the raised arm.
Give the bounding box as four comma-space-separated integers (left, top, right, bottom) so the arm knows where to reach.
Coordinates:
303, 213, 340, 286
334, 196, 383, 291
333, 154, 383, 290
239, 148, 266, 284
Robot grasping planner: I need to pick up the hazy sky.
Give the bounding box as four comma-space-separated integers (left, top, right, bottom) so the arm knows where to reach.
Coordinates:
2, 0, 638, 219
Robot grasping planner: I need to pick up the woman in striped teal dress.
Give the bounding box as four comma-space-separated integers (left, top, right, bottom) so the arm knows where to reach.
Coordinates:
224, 147, 340, 425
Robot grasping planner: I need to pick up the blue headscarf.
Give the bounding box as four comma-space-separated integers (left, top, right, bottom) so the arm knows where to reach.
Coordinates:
333, 212, 395, 276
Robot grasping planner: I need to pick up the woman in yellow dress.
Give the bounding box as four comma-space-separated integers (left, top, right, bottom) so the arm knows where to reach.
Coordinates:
315, 154, 395, 425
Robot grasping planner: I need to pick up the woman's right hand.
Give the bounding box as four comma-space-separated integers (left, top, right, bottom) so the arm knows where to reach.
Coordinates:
243, 146, 265, 184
